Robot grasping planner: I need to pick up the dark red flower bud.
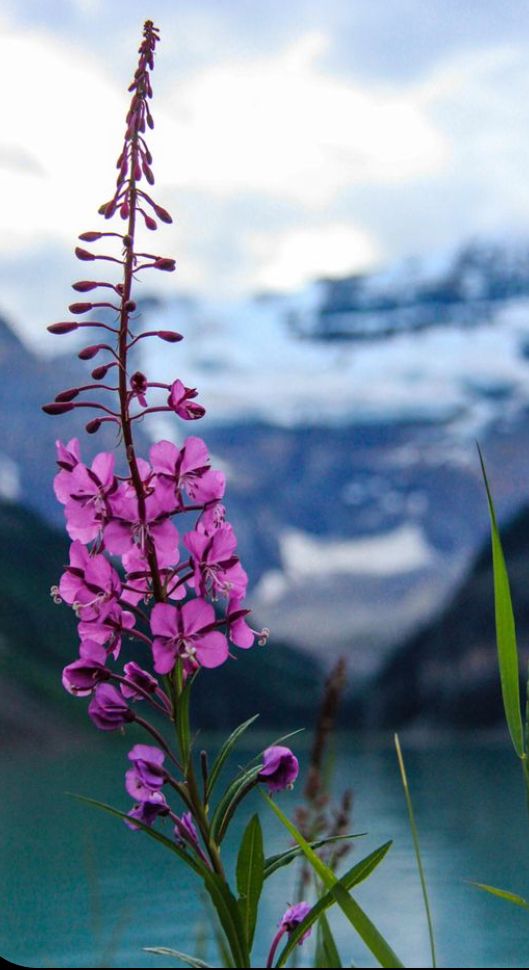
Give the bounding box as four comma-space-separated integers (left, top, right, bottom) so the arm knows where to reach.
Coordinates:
75, 247, 95, 261
78, 345, 102, 360
55, 387, 80, 402
124, 300, 136, 312
69, 302, 93, 314
104, 200, 117, 219
142, 162, 155, 185
42, 402, 75, 415
144, 214, 157, 231
158, 330, 183, 342
91, 364, 112, 379
153, 203, 172, 224
134, 161, 142, 181
153, 258, 176, 272
98, 201, 113, 215
120, 202, 130, 220
86, 418, 102, 434
72, 281, 99, 292
79, 232, 103, 242
47, 322, 79, 335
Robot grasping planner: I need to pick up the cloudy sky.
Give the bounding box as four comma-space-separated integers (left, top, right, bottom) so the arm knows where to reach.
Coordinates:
1, 0, 529, 343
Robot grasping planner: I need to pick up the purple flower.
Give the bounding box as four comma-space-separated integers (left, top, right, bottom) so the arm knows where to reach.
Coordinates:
173, 811, 199, 848
60, 451, 117, 543
59, 541, 122, 614
259, 746, 299, 793
120, 661, 159, 700
62, 640, 110, 695
104, 480, 179, 563
125, 744, 166, 800
150, 599, 229, 675
167, 379, 205, 420
184, 524, 247, 599
77, 600, 135, 656
150, 437, 225, 506
125, 791, 169, 830
226, 595, 255, 649
280, 902, 312, 943
88, 683, 134, 730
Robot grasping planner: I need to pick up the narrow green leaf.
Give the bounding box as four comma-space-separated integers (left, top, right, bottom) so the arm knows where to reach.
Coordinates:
317, 912, 343, 968
69, 793, 205, 876
211, 765, 262, 843
144, 947, 213, 967
202, 870, 250, 969
236, 814, 265, 949
206, 714, 260, 800
478, 446, 525, 757
263, 795, 403, 969
276, 841, 393, 968
470, 881, 529, 910
394, 734, 436, 968
176, 673, 196, 769
264, 833, 365, 879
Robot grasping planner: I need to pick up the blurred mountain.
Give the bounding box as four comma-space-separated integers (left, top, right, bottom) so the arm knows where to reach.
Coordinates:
5, 234, 529, 682
0, 499, 323, 743
370, 501, 529, 730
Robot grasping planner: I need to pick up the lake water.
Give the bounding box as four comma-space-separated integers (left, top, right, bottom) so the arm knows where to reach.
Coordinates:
2, 731, 529, 969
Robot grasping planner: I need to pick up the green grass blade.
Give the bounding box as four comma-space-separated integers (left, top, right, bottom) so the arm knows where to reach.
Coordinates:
264, 833, 365, 879
394, 735, 436, 968
478, 446, 524, 756
276, 841, 393, 968
211, 765, 262, 842
236, 814, 264, 949
469, 881, 529, 910
206, 714, 260, 801
317, 912, 343, 968
144, 947, 213, 967
263, 794, 403, 968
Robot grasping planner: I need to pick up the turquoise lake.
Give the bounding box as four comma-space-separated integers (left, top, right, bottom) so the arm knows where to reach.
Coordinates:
2, 732, 529, 968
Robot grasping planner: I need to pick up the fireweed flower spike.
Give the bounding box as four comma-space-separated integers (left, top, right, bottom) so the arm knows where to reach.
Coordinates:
43, 23, 319, 968
266, 902, 312, 968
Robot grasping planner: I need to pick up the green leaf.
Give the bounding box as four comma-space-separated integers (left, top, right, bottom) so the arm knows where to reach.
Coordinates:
144, 947, 213, 967
478, 446, 525, 757
206, 714, 260, 801
211, 765, 262, 843
470, 881, 529, 910
264, 834, 364, 879
236, 814, 265, 949
263, 795, 403, 969
316, 912, 343, 968
201, 871, 250, 969
394, 734, 436, 968
175, 671, 196, 769
276, 841, 393, 968
69, 793, 206, 876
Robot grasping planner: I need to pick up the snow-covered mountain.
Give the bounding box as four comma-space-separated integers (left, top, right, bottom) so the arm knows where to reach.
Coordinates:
7, 235, 529, 675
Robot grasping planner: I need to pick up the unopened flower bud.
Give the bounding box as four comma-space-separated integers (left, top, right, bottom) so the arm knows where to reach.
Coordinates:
153, 203, 172, 224
79, 232, 103, 242
78, 344, 102, 360
120, 202, 130, 220
72, 281, 99, 292
91, 364, 111, 380
55, 387, 80, 402
47, 322, 79, 335
86, 418, 102, 434
153, 258, 176, 272
69, 302, 93, 314
158, 330, 183, 342
75, 247, 95, 261
144, 214, 157, 231
42, 402, 75, 415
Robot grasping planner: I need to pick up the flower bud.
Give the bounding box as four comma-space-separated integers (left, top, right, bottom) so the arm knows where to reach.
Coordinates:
144, 214, 157, 231
153, 258, 176, 272
79, 232, 103, 242
72, 281, 99, 292
75, 247, 95, 261
55, 388, 80, 402
158, 330, 183, 342
78, 344, 102, 360
258, 746, 299, 793
86, 418, 102, 434
42, 402, 75, 415
69, 302, 93, 314
91, 364, 111, 380
153, 203, 172, 224
120, 202, 130, 220
47, 322, 79, 335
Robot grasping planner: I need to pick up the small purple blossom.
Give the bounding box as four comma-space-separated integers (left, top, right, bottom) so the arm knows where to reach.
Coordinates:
120, 661, 159, 700
125, 744, 167, 800
150, 599, 228, 675
173, 811, 199, 848
62, 640, 110, 695
280, 902, 312, 940
150, 437, 225, 506
259, 746, 299, 793
167, 379, 205, 420
125, 791, 169, 830
88, 683, 133, 730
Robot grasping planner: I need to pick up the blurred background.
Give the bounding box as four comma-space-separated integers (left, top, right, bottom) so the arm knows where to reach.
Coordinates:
4, 2, 529, 966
